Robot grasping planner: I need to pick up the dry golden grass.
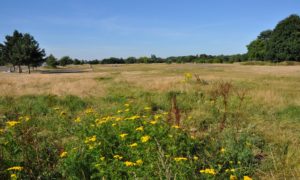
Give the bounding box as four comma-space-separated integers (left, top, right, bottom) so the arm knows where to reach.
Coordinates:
0, 72, 108, 97
0, 63, 299, 101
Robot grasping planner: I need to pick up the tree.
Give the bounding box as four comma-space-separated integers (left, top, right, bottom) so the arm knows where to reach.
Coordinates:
266, 14, 300, 61
1, 30, 45, 73
59, 56, 73, 66
46, 54, 58, 68
247, 30, 272, 60
21, 33, 45, 73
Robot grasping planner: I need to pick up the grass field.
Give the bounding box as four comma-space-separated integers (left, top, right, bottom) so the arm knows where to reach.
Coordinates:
0, 63, 299, 179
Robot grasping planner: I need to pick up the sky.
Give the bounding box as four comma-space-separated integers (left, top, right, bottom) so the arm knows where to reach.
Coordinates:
0, 0, 299, 59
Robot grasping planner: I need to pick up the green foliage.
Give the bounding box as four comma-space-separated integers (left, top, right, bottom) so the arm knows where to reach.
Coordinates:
58, 56, 73, 66
0, 83, 265, 179
266, 14, 300, 61
46, 54, 58, 68
1, 30, 45, 73
247, 14, 300, 62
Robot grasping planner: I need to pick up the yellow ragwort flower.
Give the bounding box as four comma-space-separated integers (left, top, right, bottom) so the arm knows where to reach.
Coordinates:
199, 168, 216, 175
60, 151, 67, 158
244, 176, 253, 180
135, 126, 144, 131
113, 155, 123, 160
220, 148, 226, 153
74, 117, 81, 123
136, 159, 143, 166
85, 108, 94, 114
172, 125, 180, 129
10, 174, 17, 179
149, 120, 157, 125
24, 116, 30, 121
6, 121, 20, 127
129, 143, 138, 148
119, 133, 128, 139
230, 175, 238, 180
85, 135, 97, 143
144, 107, 151, 110
193, 156, 199, 160
174, 157, 188, 162
141, 135, 150, 143
124, 161, 135, 167
7, 166, 23, 171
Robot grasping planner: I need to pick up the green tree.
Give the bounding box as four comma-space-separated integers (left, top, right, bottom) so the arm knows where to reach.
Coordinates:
247, 30, 272, 60
266, 14, 300, 61
21, 33, 45, 73
59, 56, 73, 66
46, 54, 58, 68
1, 30, 45, 73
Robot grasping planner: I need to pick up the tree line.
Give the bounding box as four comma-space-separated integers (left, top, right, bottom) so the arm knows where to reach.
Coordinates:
1, 14, 299, 71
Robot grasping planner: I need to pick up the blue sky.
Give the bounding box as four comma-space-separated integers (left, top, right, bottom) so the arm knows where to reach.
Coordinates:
0, 0, 299, 59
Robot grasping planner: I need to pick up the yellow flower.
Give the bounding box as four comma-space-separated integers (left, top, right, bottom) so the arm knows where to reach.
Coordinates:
184, 72, 192, 80
124, 103, 130, 107
124, 161, 135, 167
135, 126, 144, 131
24, 116, 30, 121
199, 168, 216, 175
193, 156, 199, 160
144, 106, 151, 110
100, 157, 105, 161
149, 120, 157, 125
154, 115, 161, 120
129, 143, 138, 148
244, 176, 253, 180
6, 121, 20, 127
10, 174, 17, 179
136, 159, 143, 166
220, 148, 226, 153
113, 155, 123, 160
174, 157, 188, 162
85, 108, 94, 114
172, 125, 180, 129
74, 117, 81, 123
60, 151, 67, 158
125, 108, 130, 112
117, 110, 123, 113
119, 133, 128, 139
7, 166, 23, 171
85, 135, 97, 143
230, 175, 238, 180
112, 123, 116, 127
141, 135, 150, 143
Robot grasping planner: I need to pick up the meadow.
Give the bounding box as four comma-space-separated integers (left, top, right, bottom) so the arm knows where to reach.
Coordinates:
0, 63, 299, 179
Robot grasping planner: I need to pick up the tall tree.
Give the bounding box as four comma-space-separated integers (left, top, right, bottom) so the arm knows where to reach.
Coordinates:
46, 54, 58, 68
1, 30, 45, 73
59, 56, 73, 66
266, 14, 300, 61
247, 30, 272, 60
